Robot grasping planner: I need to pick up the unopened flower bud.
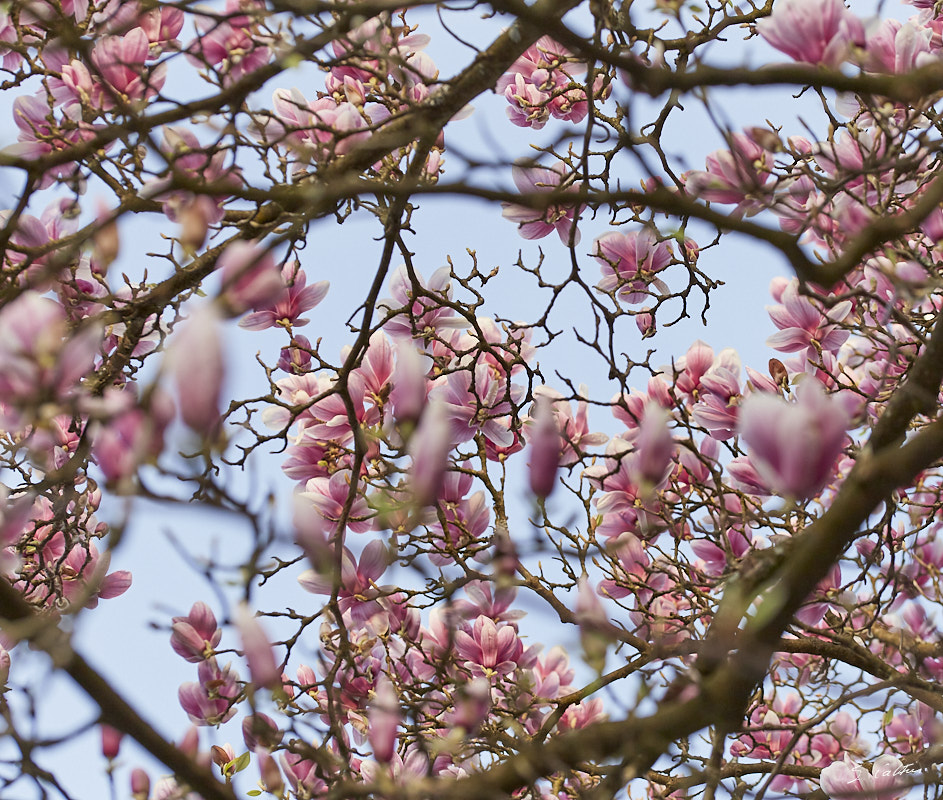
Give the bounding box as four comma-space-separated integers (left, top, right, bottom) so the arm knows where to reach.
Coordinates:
527, 396, 561, 498
130, 768, 150, 799
101, 724, 123, 760
236, 605, 281, 690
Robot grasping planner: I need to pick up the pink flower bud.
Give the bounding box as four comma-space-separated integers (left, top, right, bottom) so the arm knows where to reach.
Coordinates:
389, 341, 429, 425
368, 676, 400, 763
94, 200, 119, 267
178, 726, 200, 757
170, 304, 225, 438
292, 492, 332, 571
277, 335, 313, 374
407, 397, 451, 506
631, 403, 675, 489
242, 712, 281, 751
574, 576, 617, 673
527, 396, 562, 498
178, 199, 212, 252
130, 768, 150, 799
236, 605, 281, 690
452, 677, 492, 731
211, 744, 235, 769
635, 309, 655, 339
258, 751, 284, 794
101, 724, 123, 760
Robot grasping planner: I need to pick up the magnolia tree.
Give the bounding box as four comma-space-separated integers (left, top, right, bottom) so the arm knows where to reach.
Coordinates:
5, 0, 943, 797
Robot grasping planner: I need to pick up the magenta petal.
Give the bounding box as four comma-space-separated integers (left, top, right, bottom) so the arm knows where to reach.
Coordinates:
99, 570, 132, 599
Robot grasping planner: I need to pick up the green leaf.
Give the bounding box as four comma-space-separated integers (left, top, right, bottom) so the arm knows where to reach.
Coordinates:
230, 751, 252, 774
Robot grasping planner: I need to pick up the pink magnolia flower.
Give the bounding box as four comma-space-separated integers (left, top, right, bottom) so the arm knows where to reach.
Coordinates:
241, 713, 280, 754
691, 527, 754, 577
795, 562, 842, 625
8, 96, 91, 189
504, 73, 551, 129
378, 265, 465, 341
178, 657, 241, 726
673, 339, 716, 401
239, 262, 329, 330
584, 439, 668, 540
862, 19, 934, 74
151, 126, 243, 247
91, 29, 166, 107
766, 279, 852, 361
92, 388, 174, 484
630, 403, 676, 488
130, 768, 150, 798
683, 132, 775, 214
883, 703, 935, 755
51, 27, 164, 113
532, 386, 607, 466
819, 755, 908, 800
727, 455, 772, 496
594, 228, 673, 304
756, 0, 865, 67
691, 350, 743, 440
264, 88, 372, 165
19, 530, 131, 610
737, 379, 852, 499
429, 363, 517, 448
188, 1, 271, 86
298, 539, 391, 625
501, 163, 583, 244
453, 615, 531, 678
427, 472, 491, 566
730, 693, 805, 760
453, 581, 526, 625
360, 748, 428, 786
138, 6, 185, 53
280, 752, 327, 797
388, 340, 431, 424
809, 712, 859, 766
171, 602, 222, 663
257, 752, 284, 795
300, 471, 374, 533
0, 291, 102, 419
497, 37, 602, 127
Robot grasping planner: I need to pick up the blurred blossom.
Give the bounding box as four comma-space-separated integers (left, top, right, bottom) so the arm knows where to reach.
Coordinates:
216, 241, 283, 316
819, 755, 908, 800
738, 379, 851, 499
170, 304, 225, 438
407, 397, 453, 506
368, 676, 400, 763
527, 395, 562, 498
756, 0, 864, 66
237, 605, 281, 690
100, 724, 122, 760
